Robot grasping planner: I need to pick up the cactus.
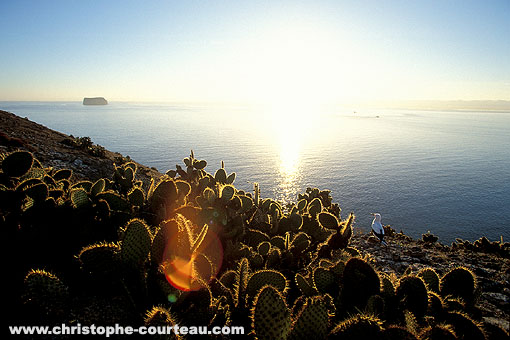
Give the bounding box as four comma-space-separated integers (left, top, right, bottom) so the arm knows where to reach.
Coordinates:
234, 258, 251, 306
7, 151, 505, 337
90, 178, 105, 196
419, 324, 457, 340
266, 247, 281, 268
440, 267, 478, 306
246, 270, 288, 298
23, 269, 69, 318
193, 159, 207, 170
382, 326, 418, 340
325, 212, 354, 251
443, 311, 486, 340
295, 273, 317, 297
290, 232, 311, 254
251, 286, 291, 340
72, 180, 93, 191
113, 162, 137, 193
341, 257, 380, 312
404, 310, 419, 336
1, 150, 33, 177
444, 296, 466, 312
366, 294, 385, 316
96, 191, 130, 211
270, 236, 286, 250
220, 270, 237, 290
245, 229, 270, 248
239, 194, 254, 214
312, 267, 336, 295
214, 167, 228, 183
145, 305, 175, 325
254, 182, 260, 207
427, 291, 444, 318
289, 295, 332, 340
381, 274, 395, 296
307, 197, 322, 216
220, 184, 235, 202
127, 186, 145, 206
78, 242, 120, 278
120, 218, 152, 266
395, 276, 429, 318
71, 187, 90, 208
482, 321, 510, 340
175, 180, 191, 200
257, 241, 271, 256
417, 267, 440, 293
318, 211, 339, 230
329, 314, 384, 339
150, 179, 178, 207
53, 168, 72, 181
151, 219, 176, 265
144, 306, 182, 339
330, 260, 345, 277
24, 182, 49, 202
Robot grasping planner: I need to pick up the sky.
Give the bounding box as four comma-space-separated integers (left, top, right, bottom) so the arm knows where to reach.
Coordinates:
1, 0, 509, 104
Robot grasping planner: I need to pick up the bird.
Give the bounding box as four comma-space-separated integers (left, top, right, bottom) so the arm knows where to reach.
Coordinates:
371, 213, 387, 246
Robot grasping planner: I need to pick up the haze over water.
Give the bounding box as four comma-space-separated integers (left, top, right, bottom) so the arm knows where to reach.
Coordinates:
2, 101, 509, 244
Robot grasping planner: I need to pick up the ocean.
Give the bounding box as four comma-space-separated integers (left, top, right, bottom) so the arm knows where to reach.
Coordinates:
1, 101, 509, 244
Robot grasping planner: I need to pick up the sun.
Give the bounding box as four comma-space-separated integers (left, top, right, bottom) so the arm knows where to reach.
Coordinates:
247, 25, 347, 108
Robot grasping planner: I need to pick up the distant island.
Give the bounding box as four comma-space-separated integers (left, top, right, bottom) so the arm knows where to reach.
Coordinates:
83, 97, 108, 105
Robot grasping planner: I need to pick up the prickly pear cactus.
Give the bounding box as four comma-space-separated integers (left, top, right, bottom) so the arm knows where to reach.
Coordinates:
23, 269, 69, 318
246, 269, 288, 298
289, 295, 332, 340
121, 218, 152, 266
6, 151, 500, 339
396, 275, 429, 318
251, 286, 291, 340
341, 257, 380, 312
2, 150, 33, 177
329, 314, 384, 340
78, 242, 120, 276
417, 267, 440, 293
440, 267, 478, 305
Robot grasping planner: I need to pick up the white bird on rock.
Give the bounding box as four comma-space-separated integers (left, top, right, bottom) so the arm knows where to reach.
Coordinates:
371, 213, 387, 246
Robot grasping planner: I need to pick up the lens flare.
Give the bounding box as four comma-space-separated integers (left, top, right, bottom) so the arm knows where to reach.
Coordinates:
161, 226, 223, 291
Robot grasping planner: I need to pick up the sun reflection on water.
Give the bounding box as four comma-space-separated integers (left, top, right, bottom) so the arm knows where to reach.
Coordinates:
268, 103, 315, 205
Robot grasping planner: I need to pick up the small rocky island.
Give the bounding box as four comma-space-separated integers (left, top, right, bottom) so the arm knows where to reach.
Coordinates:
83, 97, 108, 105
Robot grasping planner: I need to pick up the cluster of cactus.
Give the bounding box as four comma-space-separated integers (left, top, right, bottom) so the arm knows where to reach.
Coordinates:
61, 135, 107, 157
2, 150, 508, 339
422, 231, 439, 244
452, 236, 510, 258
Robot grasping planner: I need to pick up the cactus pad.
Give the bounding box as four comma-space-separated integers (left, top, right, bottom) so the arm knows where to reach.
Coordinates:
2, 151, 33, 177
246, 270, 288, 298
290, 295, 331, 340
121, 218, 152, 266
251, 286, 291, 340
440, 267, 477, 305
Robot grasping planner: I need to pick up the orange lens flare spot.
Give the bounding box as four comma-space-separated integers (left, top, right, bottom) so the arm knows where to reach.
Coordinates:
162, 228, 223, 291
164, 257, 195, 291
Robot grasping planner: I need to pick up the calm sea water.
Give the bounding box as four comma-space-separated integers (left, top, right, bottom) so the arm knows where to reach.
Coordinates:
2, 101, 509, 243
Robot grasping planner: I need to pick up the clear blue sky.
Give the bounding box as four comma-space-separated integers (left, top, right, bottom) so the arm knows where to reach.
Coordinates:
1, 0, 509, 103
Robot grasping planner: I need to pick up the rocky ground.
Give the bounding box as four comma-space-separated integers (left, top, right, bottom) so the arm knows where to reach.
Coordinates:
1, 109, 509, 332
0, 109, 161, 189
351, 228, 510, 331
